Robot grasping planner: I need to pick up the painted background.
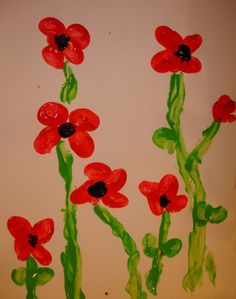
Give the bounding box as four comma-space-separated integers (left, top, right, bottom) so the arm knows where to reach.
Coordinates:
0, 0, 235, 298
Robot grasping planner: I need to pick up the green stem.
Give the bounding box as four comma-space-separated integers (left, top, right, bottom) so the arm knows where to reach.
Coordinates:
56, 141, 85, 299
93, 204, 147, 299
25, 257, 38, 299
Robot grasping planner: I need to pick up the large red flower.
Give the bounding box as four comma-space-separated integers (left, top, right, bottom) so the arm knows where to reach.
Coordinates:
70, 162, 128, 208
7, 216, 54, 265
39, 17, 90, 69
151, 26, 202, 73
212, 95, 236, 123
139, 174, 188, 215
34, 102, 100, 157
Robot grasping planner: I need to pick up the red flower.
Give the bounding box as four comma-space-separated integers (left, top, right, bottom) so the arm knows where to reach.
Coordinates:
7, 216, 54, 265
139, 174, 188, 215
151, 26, 202, 73
212, 95, 236, 123
39, 17, 90, 69
70, 162, 128, 208
34, 102, 100, 158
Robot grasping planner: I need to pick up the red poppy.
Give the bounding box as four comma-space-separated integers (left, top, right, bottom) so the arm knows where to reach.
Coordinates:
151, 26, 202, 73
212, 95, 236, 123
139, 174, 188, 216
70, 162, 128, 208
39, 17, 90, 69
34, 102, 100, 158
7, 216, 54, 266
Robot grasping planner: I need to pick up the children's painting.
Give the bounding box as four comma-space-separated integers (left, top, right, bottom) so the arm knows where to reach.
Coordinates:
0, 1, 235, 298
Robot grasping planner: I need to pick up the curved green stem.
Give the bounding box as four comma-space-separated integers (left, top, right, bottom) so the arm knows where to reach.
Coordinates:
93, 204, 147, 299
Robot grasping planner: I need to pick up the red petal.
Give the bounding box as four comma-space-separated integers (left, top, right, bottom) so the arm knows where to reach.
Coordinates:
32, 245, 52, 265
68, 130, 95, 158
183, 34, 202, 53
167, 195, 188, 213
69, 108, 100, 131
84, 162, 112, 180
102, 192, 128, 208
155, 26, 183, 51
39, 17, 65, 36
139, 181, 159, 196
146, 194, 164, 216
66, 24, 90, 49
180, 57, 202, 73
37, 102, 68, 126
212, 95, 236, 122
158, 174, 179, 198
7, 216, 32, 239
34, 127, 61, 154
14, 238, 32, 261
151, 50, 181, 73
32, 218, 54, 244
70, 183, 99, 205
105, 169, 127, 192
42, 45, 64, 69
63, 42, 84, 65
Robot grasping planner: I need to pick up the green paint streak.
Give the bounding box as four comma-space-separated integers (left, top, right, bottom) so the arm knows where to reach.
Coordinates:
25, 257, 38, 299
205, 251, 216, 285
93, 204, 147, 299
56, 141, 85, 299
60, 62, 78, 104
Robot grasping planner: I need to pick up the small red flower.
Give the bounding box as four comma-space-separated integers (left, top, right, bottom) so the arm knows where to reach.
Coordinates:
34, 102, 100, 157
151, 26, 202, 73
139, 174, 188, 215
212, 95, 236, 123
39, 17, 90, 69
70, 162, 128, 208
7, 216, 54, 265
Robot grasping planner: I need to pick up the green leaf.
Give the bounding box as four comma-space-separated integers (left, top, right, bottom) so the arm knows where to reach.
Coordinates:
206, 204, 228, 224
193, 201, 208, 226
11, 267, 26, 286
60, 62, 78, 104
162, 238, 182, 257
142, 233, 158, 257
152, 127, 177, 154
205, 252, 216, 285
34, 268, 54, 286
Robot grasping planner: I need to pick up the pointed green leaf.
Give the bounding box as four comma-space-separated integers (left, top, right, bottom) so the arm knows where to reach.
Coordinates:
152, 127, 177, 154
142, 233, 158, 257
205, 252, 216, 285
34, 268, 54, 286
60, 62, 78, 104
162, 238, 182, 257
206, 204, 228, 224
11, 267, 26, 286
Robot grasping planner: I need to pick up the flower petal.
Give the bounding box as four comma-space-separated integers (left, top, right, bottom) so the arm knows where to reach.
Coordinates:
183, 34, 202, 53
34, 127, 61, 154
37, 102, 68, 127
7, 216, 32, 239
139, 181, 159, 196
180, 57, 202, 73
32, 245, 52, 265
39, 17, 65, 36
158, 174, 179, 198
68, 130, 94, 158
32, 218, 54, 244
14, 238, 32, 261
167, 195, 188, 213
105, 169, 127, 191
66, 24, 90, 49
212, 95, 236, 122
151, 50, 181, 73
146, 194, 164, 216
69, 108, 100, 131
102, 192, 128, 208
42, 45, 64, 69
84, 162, 112, 180
155, 26, 183, 51
63, 42, 84, 65
70, 183, 99, 205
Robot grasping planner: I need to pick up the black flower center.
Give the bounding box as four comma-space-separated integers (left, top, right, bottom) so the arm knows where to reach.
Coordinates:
54, 34, 70, 51
58, 122, 75, 138
87, 181, 108, 198
28, 234, 38, 248
174, 44, 191, 62
160, 194, 171, 208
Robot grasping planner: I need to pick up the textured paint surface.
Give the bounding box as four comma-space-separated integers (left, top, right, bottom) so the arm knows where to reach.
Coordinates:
60, 62, 78, 104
